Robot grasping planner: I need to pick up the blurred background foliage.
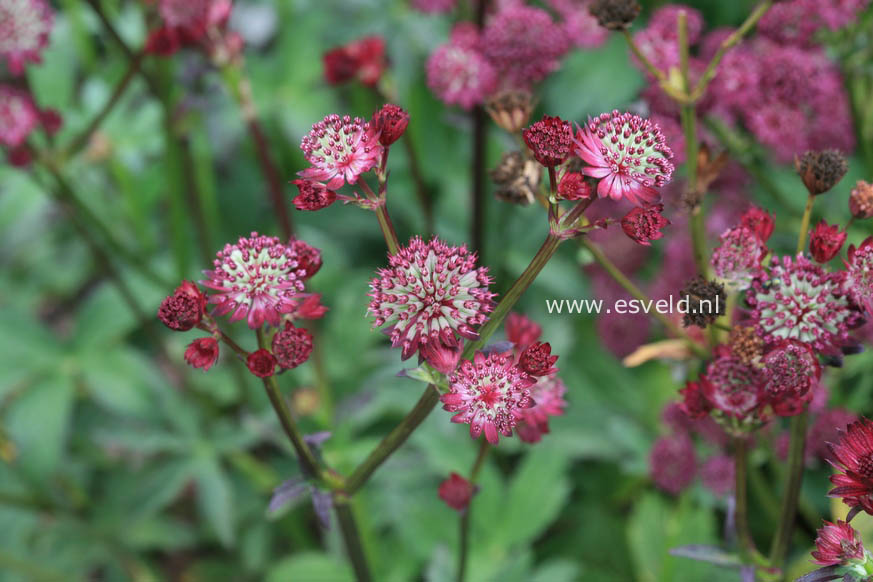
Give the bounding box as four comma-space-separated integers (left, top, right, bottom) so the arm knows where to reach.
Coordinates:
2, 0, 873, 580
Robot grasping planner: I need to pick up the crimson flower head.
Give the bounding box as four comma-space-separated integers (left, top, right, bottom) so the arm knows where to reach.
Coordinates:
504, 312, 542, 350
811, 520, 866, 566
158, 280, 207, 331
372, 104, 409, 147
367, 236, 495, 362
291, 179, 337, 211
679, 380, 711, 420
650, 433, 696, 495
518, 341, 558, 377
749, 254, 862, 356
621, 203, 669, 246
809, 220, 847, 263
574, 110, 675, 206
0, 0, 54, 75
146, 0, 232, 55
438, 473, 475, 512
246, 348, 276, 378
299, 114, 383, 190
740, 206, 775, 243
202, 233, 312, 329
441, 351, 535, 444
762, 340, 821, 417
185, 337, 219, 371
557, 172, 592, 200
523, 115, 573, 167
846, 237, 873, 316
323, 36, 386, 87
516, 375, 567, 444
829, 418, 873, 516
701, 346, 764, 419
0, 85, 39, 148
272, 322, 313, 370
287, 238, 322, 280
711, 226, 767, 291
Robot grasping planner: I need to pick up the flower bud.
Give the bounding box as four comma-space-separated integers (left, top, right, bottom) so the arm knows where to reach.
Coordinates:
621, 204, 669, 246
372, 104, 409, 147
185, 337, 219, 371
809, 220, 847, 263
438, 472, 476, 512
291, 179, 337, 211
247, 348, 277, 378
485, 90, 535, 134
158, 280, 207, 331
589, 0, 641, 31
557, 172, 592, 200
849, 180, 873, 219
795, 149, 848, 196
272, 322, 314, 370
523, 115, 573, 168
518, 341, 558, 377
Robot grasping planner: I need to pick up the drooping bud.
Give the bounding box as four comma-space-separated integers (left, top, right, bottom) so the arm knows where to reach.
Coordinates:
158, 280, 207, 331
680, 276, 726, 328
589, 0, 641, 31
246, 348, 277, 378
485, 90, 535, 134
621, 204, 670, 246
795, 150, 848, 196
438, 472, 476, 512
809, 220, 847, 263
557, 172, 592, 201
272, 322, 314, 370
490, 151, 540, 206
372, 104, 410, 147
184, 337, 219, 371
291, 179, 337, 211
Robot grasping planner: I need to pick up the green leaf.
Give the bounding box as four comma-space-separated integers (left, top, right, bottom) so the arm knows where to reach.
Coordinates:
79, 349, 157, 419
194, 456, 236, 547
266, 552, 353, 582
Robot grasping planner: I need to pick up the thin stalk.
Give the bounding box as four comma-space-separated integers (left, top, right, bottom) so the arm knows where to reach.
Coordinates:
401, 134, 434, 235
457, 440, 490, 582
579, 238, 709, 358
622, 29, 668, 84
734, 437, 768, 567
469, 0, 489, 257
748, 463, 781, 523
359, 179, 400, 255
769, 411, 809, 567
796, 195, 815, 255
333, 495, 372, 582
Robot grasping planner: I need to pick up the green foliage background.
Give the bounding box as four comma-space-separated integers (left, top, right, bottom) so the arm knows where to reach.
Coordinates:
2, 1, 873, 580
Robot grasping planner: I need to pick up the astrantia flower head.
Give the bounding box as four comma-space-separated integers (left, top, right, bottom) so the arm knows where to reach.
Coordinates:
811, 520, 866, 566
711, 226, 767, 291
368, 236, 496, 362
846, 237, 873, 316
202, 233, 311, 329
438, 473, 475, 512
700, 454, 735, 497
547, 0, 609, 49
589, 0, 641, 30
679, 380, 712, 420
291, 179, 337, 211
829, 417, 873, 516
323, 36, 386, 87
850, 181, 873, 220
809, 220, 847, 263
701, 346, 764, 419
482, 4, 570, 89
287, 238, 322, 280
441, 351, 534, 444
740, 206, 775, 243
0, 0, 53, 74
574, 110, 675, 206
372, 104, 409, 147
557, 171, 592, 200
523, 115, 573, 167
246, 348, 276, 378
0, 85, 39, 147
518, 341, 558, 377
749, 254, 862, 356
146, 0, 232, 55
299, 114, 383, 190
426, 31, 497, 110
809, 408, 858, 463
796, 149, 849, 196
650, 433, 696, 495
516, 375, 567, 444
762, 340, 820, 417
505, 312, 542, 350
158, 280, 207, 331
185, 337, 219, 371
272, 321, 313, 370
621, 203, 669, 246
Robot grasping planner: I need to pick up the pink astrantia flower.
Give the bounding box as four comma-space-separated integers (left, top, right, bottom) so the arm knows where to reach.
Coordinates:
441, 351, 534, 444
749, 254, 862, 356
185, 337, 220, 371
710, 226, 767, 291
287, 238, 322, 280
438, 472, 475, 511
762, 340, 821, 417
516, 375, 567, 444
700, 454, 735, 497
846, 237, 873, 316
0, 85, 39, 148
481, 3, 570, 89
426, 26, 497, 110
201, 233, 312, 329
146, 0, 232, 55
701, 346, 765, 419
811, 520, 866, 566
299, 114, 383, 190
368, 236, 495, 362
291, 179, 337, 211
0, 0, 53, 75
574, 110, 675, 206
829, 417, 873, 516
809, 220, 847, 263
505, 312, 542, 350
650, 433, 696, 495
621, 204, 670, 246
547, 0, 608, 49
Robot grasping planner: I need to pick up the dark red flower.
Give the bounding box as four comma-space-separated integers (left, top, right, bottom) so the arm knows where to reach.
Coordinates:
288, 238, 323, 280
293, 294, 328, 320
323, 36, 386, 87
557, 171, 592, 200
650, 433, 696, 495
809, 220, 847, 263
184, 337, 219, 371
829, 417, 873, 516
518, 341, 558, 377
247, 348, 277, 378
158, 280, 207, 331
291, 179, 337, 211
700, 346, 765, 419
421, 341, 461, 374
620, 203, 670, 246
505, 313, 542, 350
39, 108, 63, 135
271, 322, 313, 370
522, 115, 573, 167
740, 205, 774, 242
145, 26, 182, 56
678, 380, 712, 420
372, 104, 409, 147
7, 146, 32, 167
438, 472, 475, 511
762, 340, 820, 417
811, 520, 865, 566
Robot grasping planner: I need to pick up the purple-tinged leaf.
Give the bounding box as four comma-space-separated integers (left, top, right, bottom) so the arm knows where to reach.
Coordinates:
794, 565, 844, 582
311, 487, 333, 529
846, 505, 862, 523
268, 477, 307, 513
669, 545, 741, 567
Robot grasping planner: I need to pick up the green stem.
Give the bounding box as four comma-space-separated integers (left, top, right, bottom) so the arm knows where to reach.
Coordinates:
457, 440, 490, 582
734, 437, 768, 567
797, 195, 815, 255
359, 179, 400, 255
334, 495, 373, 582
748, 463, 781, 523
622, 29, 668, 84
768, 411, 809, 567
579, 238, 709, 358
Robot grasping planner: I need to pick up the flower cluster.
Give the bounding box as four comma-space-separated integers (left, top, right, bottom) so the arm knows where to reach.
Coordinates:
298, 114, 383, 190
323, 36, 386, 87
145, 0, 235, 57
0, 0, 54, 74
0, 84, 62, 166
